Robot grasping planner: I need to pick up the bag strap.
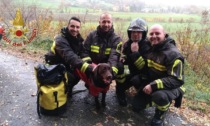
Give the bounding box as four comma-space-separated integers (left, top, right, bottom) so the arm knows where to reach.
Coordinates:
37, 88, 41, 119
53, 91, 59, 108
63, 73, 68, 94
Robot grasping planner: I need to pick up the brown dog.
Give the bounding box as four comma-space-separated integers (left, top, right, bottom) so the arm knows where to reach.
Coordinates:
76, 63, 113, 109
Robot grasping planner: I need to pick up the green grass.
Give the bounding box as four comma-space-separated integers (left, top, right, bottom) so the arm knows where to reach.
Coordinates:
29, 38, 53, 51
184, 64, 210, 104
79, 21, 202, 34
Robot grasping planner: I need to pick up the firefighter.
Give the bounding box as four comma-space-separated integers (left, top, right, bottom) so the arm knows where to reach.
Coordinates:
82, 12, 126, 106
45, 17, 94, 96
131, 24, 185, 126
117, 18, 151, 106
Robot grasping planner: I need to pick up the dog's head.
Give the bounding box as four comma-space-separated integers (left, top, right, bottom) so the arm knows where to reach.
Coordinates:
93, 63, 113, 87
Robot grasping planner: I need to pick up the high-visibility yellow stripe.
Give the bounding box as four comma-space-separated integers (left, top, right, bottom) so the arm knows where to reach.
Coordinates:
124, 65, 130, 75
82, 57, 91, 62
91, 45, 99, 53
155, 79, 164, 89
116, 73, 126, 79
115, 78, 126, 84
115, 73, 126, 84
91, 50, 99, 53
180, 85, 186, 93
147, 59, 167, 71
116, 42, 122, 53
146, 101, 155, 108
157, 103, 170, 111
51, 41, 56, 54
64, 72, 68, 84
105, 48, 111, 55
112, 66, 118, 74
91, 45, 99, 49
81, 62, 89, 73
134, 56, 145, 70
171, 59, 183, 80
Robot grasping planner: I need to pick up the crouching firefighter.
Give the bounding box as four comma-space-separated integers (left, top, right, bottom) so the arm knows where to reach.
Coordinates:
115, 18, 150, 107
45, 17, 94, 96
131, 24, 185, 126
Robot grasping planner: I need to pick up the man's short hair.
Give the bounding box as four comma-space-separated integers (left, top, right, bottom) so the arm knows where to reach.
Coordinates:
68, 16, 81, 25
100, 12, 112, 20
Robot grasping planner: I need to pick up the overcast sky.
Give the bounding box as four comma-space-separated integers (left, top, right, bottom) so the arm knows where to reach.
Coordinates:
145, 0, 210, 7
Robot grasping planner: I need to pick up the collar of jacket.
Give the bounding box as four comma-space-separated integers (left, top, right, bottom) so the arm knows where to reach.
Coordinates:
96, 25, 114, 38
61, 27, 84, 44
151, 34, 176, 52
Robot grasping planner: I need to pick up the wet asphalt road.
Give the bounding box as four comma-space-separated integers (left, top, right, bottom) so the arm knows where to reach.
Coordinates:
0, 51, 194, 126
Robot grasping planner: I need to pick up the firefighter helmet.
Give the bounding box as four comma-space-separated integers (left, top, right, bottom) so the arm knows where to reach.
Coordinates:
127, 18, 148, 41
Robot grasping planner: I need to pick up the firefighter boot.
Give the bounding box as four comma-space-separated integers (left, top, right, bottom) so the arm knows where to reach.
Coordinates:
116, 85, 127, 106
67, 85, 73, 98
151, 108, 166, 126
116, 91, 127, 106
68, 82, 77, 98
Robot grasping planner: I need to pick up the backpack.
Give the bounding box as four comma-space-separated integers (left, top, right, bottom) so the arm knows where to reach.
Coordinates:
34, 64, 68, 118
44, 51, 63, 65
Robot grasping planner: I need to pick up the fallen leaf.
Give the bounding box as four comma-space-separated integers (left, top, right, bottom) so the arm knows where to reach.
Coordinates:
95, 122, 103, 126
31, 92, 37, 97
92, 110, 98, 115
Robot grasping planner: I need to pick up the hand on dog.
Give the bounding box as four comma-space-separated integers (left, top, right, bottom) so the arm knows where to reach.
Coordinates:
120, 57, 125, 63
85, 64, 95, 78
143, 84, 152, 95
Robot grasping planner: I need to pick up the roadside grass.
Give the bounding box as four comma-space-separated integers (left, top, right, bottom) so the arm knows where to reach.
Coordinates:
184, 63, 210, 113
28, 38, 53, 51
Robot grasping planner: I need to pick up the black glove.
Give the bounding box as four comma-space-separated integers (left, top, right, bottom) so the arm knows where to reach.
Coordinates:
85, 65, 94, 78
